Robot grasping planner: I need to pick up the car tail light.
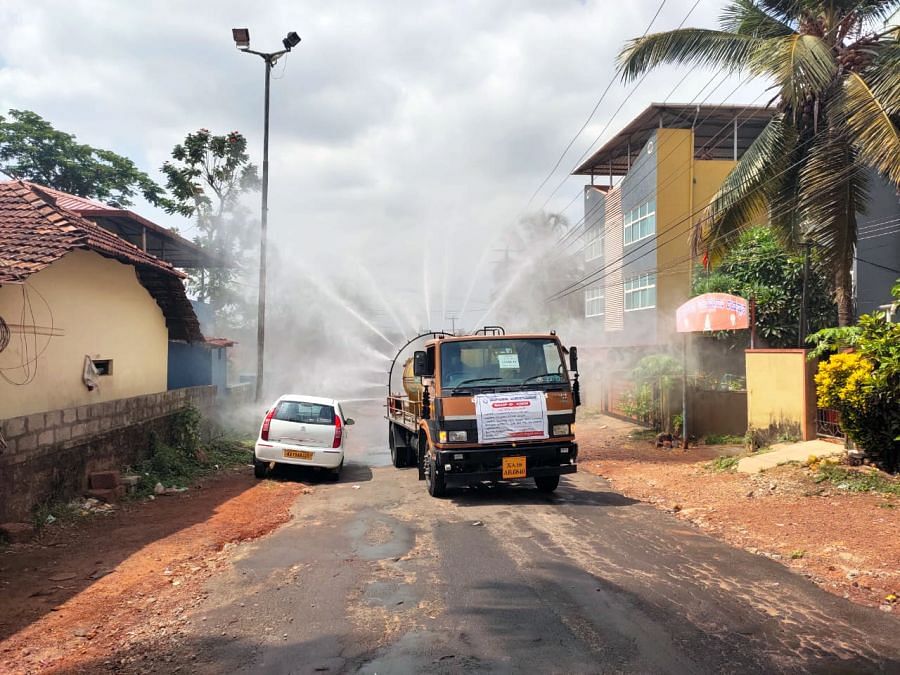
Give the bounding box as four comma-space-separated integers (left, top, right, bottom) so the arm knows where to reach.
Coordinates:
332, 415, 343, 448
261, 407, 277, 441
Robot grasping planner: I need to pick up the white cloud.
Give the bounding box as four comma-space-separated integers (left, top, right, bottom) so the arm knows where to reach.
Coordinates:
1, 0, 768, 345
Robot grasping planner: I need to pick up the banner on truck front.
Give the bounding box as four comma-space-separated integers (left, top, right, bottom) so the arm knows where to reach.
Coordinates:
474, 391, 548, 443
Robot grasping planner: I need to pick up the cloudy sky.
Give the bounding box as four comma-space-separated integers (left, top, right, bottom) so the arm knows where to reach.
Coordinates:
1, 0, 767, 338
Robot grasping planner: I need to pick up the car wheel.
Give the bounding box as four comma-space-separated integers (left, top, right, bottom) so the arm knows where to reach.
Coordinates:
329, 458, 344, 482
253, 457, 269, 479
534, 475, 560, 493
389, 423, 406, 468
425, 449, 446, 498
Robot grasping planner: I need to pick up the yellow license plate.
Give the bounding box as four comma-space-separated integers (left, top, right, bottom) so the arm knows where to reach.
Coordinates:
283, 449, 314, 460
502, 456, 526, 479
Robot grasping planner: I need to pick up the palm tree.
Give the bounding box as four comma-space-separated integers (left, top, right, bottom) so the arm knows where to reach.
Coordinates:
619, 0, 899, 326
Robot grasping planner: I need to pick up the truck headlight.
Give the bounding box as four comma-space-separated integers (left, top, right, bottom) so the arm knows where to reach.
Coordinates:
552, 424, 571, 436
449, 430, 468, 442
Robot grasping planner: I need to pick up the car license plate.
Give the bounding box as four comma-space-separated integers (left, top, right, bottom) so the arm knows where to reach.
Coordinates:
283, 449, 314, 460
502, 456, 526, 479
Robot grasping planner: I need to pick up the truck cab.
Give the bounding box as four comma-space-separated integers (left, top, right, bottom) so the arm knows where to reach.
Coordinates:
387, 329, 580, 497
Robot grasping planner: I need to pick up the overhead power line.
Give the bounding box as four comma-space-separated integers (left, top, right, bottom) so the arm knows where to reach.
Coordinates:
524, 0, 671, 210
546, 125, 874, 303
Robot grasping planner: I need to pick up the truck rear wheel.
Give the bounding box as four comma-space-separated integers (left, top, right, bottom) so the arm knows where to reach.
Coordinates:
425, 447, 446, 498
535, 475, 560, 493
389, 423, 407, 468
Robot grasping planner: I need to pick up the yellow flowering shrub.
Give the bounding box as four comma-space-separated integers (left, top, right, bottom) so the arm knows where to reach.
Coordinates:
814, 352, 874, 409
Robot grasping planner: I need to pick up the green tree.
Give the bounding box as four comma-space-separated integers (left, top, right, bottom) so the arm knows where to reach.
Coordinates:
619, 0, 900, 326
693, 225, 837, 347
160, 129, 260, 327
0, 109, 169, 209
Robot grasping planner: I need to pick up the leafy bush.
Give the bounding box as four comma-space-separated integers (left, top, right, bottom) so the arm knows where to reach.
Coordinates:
809, 283, 900, 472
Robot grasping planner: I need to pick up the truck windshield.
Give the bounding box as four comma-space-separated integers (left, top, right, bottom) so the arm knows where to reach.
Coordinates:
440, 339, 566, 390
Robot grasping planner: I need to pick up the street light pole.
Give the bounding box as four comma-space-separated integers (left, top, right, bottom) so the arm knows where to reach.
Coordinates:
232, 29, 300, 402
257, 55, 272, 405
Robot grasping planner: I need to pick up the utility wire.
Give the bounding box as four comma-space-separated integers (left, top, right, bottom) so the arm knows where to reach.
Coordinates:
549, 68, 748, 256
536, 0, 703, 212
524, 0, 670, 210
547, 136, 871, 302
549, 75, 765, 261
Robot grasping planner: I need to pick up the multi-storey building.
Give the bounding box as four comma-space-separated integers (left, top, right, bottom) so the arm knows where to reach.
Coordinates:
570, 103, 774, 351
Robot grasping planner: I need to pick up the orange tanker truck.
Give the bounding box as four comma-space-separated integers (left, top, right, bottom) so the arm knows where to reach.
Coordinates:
386, 327, 580, 497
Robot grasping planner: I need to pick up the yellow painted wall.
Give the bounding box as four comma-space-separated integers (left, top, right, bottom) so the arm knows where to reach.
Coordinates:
655, 137, 737, 342
655, 128, 694, 341
745, 350, 816, 440
0, 250, 169, 418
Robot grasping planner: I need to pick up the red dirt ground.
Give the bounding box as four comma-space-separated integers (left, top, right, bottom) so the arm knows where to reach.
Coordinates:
0, 467, 307, 674
577, 413, 900, 611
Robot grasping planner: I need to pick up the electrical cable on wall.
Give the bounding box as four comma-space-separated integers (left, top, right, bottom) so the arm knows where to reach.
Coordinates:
0, 283, 57, 386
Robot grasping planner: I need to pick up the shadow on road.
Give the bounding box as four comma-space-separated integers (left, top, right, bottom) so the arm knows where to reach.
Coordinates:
266, 461, 374, 484
447, 477, 639, 508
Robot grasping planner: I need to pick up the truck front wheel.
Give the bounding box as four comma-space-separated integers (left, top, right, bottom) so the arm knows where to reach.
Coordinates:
425, 448, 446, 498
534, 475, 560, 493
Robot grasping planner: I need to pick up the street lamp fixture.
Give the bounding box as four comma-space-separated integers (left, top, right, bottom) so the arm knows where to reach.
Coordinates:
233, 28, 301, 402
231, 28, 250, 49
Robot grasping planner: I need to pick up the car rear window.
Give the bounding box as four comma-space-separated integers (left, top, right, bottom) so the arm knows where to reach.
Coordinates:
274, 401, 335, 425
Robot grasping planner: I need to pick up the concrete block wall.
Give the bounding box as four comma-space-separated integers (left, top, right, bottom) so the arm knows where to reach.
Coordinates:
0, 386, 216, 521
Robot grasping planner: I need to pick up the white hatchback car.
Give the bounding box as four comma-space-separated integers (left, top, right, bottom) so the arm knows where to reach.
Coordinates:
254, 395, 354, 480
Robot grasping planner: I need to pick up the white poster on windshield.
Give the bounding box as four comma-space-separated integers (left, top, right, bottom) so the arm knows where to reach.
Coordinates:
475, 391, 548, 443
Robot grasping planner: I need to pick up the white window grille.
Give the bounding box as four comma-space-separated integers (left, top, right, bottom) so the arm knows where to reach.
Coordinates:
585, 228, 604, 262
624, 273, 656, 311
623, 198, 656, 245
585, 287, 605, 317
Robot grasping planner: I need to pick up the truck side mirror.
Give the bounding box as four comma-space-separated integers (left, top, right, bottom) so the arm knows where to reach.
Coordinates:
413, 350, 428, 377
569, 346, 578, 373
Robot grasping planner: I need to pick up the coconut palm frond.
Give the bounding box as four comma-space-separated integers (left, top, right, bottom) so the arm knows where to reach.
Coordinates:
767, 152, 805, 246
695, 115, 797, 253
848, 0, 900, 25
798, 133, 868, 265
753, 33, 838, 105
756, 0, 803, 24
720, 0, 796, 37
617, 29, 766, 82
836, 71, 900, 186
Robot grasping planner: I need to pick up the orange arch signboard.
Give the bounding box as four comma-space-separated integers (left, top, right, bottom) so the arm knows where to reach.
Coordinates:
676, 293, 749, 333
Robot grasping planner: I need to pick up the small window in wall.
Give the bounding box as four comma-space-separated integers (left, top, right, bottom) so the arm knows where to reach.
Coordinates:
92, 359, 113, 376
585, 287, 605, 318
624, 273, 656, 311
623, 198, 656, 245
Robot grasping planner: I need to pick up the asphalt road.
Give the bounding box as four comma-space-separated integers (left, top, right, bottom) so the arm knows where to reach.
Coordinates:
180, 401, 900, 674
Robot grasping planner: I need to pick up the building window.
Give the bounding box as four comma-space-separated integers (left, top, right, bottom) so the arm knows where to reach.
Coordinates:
623, 198, 656, 245
92, 359, 113, 376
585, 287, 604, 317
624, 273, 656, 311
585, 228, 603, 262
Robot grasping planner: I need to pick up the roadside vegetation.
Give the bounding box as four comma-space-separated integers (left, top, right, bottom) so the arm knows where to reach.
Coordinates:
812, 463, 900, 497
132, 408, 252, 497
704, 434, 745, 445
707, 455, 740, 472
808, 283, 900, 473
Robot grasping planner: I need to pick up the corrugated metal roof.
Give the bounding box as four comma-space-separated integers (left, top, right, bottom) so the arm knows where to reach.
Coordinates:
573, 103, 775, 176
